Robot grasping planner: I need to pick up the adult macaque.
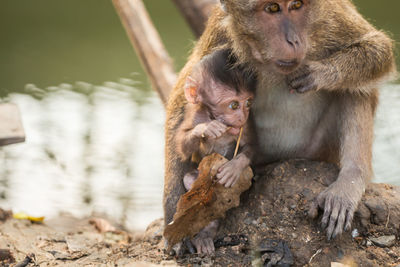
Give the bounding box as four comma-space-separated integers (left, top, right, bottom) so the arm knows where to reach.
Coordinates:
175, 49, 257, 254
164, 0, 396, 250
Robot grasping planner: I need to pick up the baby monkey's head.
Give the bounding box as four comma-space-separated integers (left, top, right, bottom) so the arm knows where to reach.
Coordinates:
184, 49, 257, 135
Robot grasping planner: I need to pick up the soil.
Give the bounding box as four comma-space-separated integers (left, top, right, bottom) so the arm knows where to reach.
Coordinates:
1, 159, 399, 266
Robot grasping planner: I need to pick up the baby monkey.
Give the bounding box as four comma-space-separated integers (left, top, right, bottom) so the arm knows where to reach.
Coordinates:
176, 49, 257, 254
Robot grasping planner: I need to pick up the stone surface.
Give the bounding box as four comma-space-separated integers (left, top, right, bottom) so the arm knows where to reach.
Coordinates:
369, 235, 397, 248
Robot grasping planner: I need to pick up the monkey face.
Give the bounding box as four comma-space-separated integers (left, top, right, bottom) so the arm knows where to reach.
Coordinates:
208, 87, 253, 135
222, 0, 309, 74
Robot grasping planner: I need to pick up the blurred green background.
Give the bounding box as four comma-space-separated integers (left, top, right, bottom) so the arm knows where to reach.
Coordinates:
0, 0, 398, 94
0, 1, 398, 230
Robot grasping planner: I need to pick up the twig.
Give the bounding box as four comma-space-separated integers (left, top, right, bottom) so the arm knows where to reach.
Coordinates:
309, 248, 322, 264
233, 127, 243, 157
112, 0, 177, 105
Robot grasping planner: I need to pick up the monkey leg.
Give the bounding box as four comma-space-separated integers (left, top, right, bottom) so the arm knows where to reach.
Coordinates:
191, 220, 219, 255
183, 169, 199, 191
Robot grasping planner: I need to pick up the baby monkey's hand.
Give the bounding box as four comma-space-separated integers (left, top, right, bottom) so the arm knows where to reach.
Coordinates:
216, 159, 243, 187
193, 120, 228, 139
217, 154, 250, 187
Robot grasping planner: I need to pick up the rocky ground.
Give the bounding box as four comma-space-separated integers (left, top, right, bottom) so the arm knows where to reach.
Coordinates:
0, 160, 399, 266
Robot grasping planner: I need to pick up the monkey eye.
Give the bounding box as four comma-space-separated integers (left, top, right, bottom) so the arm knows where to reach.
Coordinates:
229, 101, 240, 110
265, 3, 280, 13
245, 99, 253, 108
290, 0, 303, 10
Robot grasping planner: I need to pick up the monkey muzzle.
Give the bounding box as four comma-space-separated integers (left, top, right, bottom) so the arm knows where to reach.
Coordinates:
274, 59, 300, 74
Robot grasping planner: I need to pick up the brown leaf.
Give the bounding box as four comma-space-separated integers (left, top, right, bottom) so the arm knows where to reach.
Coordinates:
164, 153, 253, 249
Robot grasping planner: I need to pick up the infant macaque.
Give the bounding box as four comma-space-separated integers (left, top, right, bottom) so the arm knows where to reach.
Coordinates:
176, 49, 257, 254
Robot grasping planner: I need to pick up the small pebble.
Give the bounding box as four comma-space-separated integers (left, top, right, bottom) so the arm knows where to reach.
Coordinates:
243, 217, 253, 225
223, 236, 232, 243
291, 233, 298, 238
369, 235, 396, 248
366, 240, 372, 247
351, 229, 359, 238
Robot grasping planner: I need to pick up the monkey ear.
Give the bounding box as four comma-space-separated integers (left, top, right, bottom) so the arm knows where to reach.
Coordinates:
220, 0, 227, 12
184, 76, 200, 104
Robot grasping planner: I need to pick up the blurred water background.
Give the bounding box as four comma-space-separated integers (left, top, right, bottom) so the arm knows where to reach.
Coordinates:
0, 0, 399, 230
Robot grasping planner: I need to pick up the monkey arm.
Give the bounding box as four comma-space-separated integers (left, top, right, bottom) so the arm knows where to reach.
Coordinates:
289, 31, 396, 95
313, 31, 395, 93
309, 93, 376, 240
176, 125, 204, 161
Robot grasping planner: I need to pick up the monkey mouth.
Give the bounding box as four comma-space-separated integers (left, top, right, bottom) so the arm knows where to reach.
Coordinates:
274, 59, 300, 74
227, 126, 241, 135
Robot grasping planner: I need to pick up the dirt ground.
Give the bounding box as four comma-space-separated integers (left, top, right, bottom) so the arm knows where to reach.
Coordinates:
1, 160, 399, 266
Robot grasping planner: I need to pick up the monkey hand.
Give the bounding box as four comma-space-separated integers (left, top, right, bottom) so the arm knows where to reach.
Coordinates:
191, 220, 218, 255
216, 158, 245, 187
191, 234, 215, 255
308, 179, 362, 240
287, 63, 321, 93
194, 120, 228, 139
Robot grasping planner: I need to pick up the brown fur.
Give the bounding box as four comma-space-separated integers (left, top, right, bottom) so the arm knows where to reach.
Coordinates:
164, 0, 396, 244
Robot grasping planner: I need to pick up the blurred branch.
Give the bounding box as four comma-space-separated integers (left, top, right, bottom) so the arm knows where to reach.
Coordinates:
112, 0, 176, 105
171, 0, 218, 38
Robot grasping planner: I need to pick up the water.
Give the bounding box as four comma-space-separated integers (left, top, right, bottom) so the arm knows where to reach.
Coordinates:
0, 0, 399, 230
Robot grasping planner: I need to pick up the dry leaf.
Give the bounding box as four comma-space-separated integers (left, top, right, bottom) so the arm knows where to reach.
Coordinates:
164, 153, 253, 249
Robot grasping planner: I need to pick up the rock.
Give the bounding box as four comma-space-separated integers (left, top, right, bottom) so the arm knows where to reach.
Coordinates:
351, 229, 359, 238
0, 208, 12, 222
243, 217, 253, 225
144, 218, 164, 244
0, 249, 15, 264
258, 239, 293, 266
369, 235, 396, 248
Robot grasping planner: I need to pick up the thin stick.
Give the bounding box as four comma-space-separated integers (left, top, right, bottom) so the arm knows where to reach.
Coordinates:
112, 0, 177, 105
233, 127, 243, 158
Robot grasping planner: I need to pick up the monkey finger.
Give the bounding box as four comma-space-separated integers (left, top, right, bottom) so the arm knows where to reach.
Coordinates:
326, 202, 340, 240
211, 126, 225, 137
225, 175, 238, 188
218, 174, 230, 186
210, 120, 226, 133
321, 195, 333, 229
205, 129, 217, 139
206, 238, 215, 254
296, 82, 317, 93
344, 206, 355, 232
215, 121, 228, 131
332, 206, 346, 239
182, 238, 195, 254
225, 177, 234, 188
288, 73, 309, 89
